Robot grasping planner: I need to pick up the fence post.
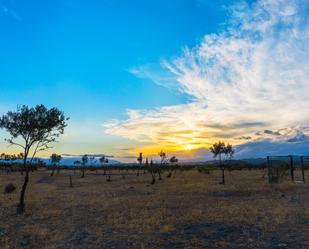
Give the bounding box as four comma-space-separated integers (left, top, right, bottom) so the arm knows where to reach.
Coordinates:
301, 156, 305, 183
267, 156, 271, 183
290, 156, 294, 182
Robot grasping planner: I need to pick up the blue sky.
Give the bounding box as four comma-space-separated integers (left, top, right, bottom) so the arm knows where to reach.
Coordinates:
0, 0, 308, 161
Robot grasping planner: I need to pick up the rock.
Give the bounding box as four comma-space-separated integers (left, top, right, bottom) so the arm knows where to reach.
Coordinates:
0, 228, 6, 237
20, 238, 29, 246
277, 243, 287, 247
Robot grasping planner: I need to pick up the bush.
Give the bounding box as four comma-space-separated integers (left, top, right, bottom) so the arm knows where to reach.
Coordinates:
4, 183, 16, 194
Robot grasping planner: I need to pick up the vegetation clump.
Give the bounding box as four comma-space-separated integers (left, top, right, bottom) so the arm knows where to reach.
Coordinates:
4, 183, 16, 194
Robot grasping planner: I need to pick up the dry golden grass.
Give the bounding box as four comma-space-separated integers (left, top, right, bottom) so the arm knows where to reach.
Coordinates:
1, 168, 309, 248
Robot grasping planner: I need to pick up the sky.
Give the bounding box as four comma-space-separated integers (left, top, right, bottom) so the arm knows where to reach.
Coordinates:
0, 0, 308, 162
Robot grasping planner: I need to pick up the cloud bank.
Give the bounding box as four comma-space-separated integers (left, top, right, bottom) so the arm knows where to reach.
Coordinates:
104, 0, 309, 157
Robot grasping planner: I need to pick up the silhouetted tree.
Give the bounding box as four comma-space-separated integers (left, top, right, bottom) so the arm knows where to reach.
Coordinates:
158, 150, 168, 180
136, 152, 143, 176
167, 156, 178, 177
149, 158, 156, 184
169, 156, 178, 165
50, 153, 62, 176
81, 154, 88, 178
99, 155, 109, 176
0, 105, 67, 213
210, 141, 234, 185
144, 158, 148, 174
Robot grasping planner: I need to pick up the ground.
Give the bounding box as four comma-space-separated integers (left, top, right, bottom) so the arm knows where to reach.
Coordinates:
0, 168, 309, 249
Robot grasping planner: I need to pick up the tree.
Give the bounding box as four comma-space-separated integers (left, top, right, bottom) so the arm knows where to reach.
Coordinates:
88, 155, 97, 173
50, 153, 62, 176
137, 152, 143, 164
169, 156, 178, 165
158, 150, 168, 180
167, 156, 179, 178
144, 158, 148, 174
0, 105, 67, 213
209, 141, 234, 185
224, 144, 234, 161
99, 155, 109, 176
99, 155, 108, 165
81, 154, 88, 178
159, 150, 167, 165
148, 158, 156, 184
136, 152, 143, 176
73, 160, 81, 174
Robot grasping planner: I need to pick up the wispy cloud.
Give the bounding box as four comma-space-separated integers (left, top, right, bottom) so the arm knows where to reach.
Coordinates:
0, 1, 21, 21
104, 0, 309, 154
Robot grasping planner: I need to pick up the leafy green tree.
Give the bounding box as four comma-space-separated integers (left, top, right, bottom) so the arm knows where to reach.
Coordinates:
50, 153, 62, 176
0, 105, 67, 213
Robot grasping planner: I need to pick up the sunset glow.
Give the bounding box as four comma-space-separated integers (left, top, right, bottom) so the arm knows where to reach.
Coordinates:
0, 0, 308, 161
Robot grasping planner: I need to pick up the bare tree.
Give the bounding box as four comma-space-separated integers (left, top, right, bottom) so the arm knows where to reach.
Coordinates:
0, 105, 68, 213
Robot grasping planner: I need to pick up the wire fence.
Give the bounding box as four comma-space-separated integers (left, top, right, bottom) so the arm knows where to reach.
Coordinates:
267, 156, 309, 183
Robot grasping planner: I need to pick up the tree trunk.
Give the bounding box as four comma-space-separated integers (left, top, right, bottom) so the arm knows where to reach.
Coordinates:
151, 173, 156, 184
17, 170, 29, 214
81, 169, 85, 178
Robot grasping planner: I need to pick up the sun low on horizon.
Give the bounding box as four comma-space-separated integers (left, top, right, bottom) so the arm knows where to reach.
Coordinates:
0, 0, 308, 162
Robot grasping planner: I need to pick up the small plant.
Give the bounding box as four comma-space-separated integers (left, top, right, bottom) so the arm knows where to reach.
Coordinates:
4, 183, 16, 194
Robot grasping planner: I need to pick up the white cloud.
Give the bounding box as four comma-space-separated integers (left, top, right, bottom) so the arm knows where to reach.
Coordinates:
104, 0, 309, 155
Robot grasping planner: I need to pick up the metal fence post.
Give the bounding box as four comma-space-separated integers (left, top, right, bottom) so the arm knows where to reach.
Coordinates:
290, 156, 294, 182
301, 156, 305, 183
267, 156, 271, 183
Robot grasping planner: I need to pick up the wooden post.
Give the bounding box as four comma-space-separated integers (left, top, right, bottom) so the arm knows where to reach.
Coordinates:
267, 156, 271, 183
290, 156, 294, 182
301, 156, 305, 183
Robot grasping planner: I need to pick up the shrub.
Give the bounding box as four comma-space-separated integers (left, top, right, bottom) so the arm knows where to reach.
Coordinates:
4, 183, 16, 194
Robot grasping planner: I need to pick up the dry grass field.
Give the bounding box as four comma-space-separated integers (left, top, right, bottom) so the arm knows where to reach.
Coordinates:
0, 169, 309, 249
